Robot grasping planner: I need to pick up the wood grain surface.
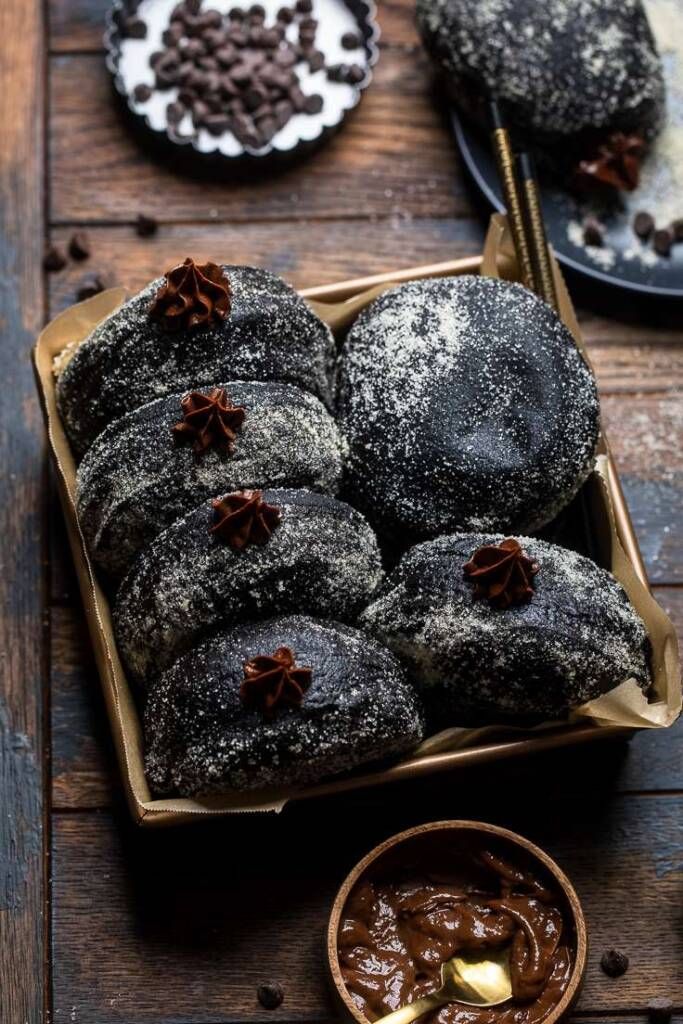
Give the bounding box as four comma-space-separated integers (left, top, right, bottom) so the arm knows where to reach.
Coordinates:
0, 0, 680, 1021
0, 3, 48, 1023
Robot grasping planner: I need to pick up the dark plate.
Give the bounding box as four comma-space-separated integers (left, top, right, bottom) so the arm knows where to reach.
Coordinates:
105, 0, 379, 169
452, 110, 683, 299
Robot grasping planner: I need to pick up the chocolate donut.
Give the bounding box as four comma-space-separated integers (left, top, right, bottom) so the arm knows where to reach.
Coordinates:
77, 381, 345, 583
114, 489, 383, 687
361, 532, 651, 723
416, 0, 665, 167
144, 615, 425, 795
337, 276, 600, 543
56, 262, 335, 456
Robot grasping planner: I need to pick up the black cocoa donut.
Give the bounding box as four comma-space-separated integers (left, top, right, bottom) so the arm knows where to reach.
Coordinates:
77, 381, 345, 583
416, 0, 665, 165
56, 265, 335, 456
114, 489, 383, 687
337, 276, 600, 542
361, 532, 651, 724
144, 615, 425, 796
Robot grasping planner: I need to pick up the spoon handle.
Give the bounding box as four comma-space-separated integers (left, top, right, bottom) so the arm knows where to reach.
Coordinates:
373, 993, 445, 1024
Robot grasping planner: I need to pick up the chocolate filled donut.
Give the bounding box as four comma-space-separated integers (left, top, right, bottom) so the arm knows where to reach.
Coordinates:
114, 488, 383, 688
144, 615, 424, 795
361, 532, 651, 724
337, 276, 600, 543
416, 0, 665, 174
77, 380, 345, 583
56, 261, 335, 456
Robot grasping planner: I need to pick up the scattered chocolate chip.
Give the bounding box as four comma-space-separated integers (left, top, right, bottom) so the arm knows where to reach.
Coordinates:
648, 998, 673, 1024
162, 23, 184, 46
68, 231, 91, 261
303, 92, 323, 114
135, 213, 158, 238
229, 6, 245, 19
76, 275, 107, 302
43, 245, 67, 273
166, 100, 186, 124
295, 0, 313, 11
257, 983, 284, 1010
133, 82, 153, 103
600, 949, 629, 978
277, 5, 294, 21
672, 218, 683, 242
633, 210, 654, 240
306, 49, 324, 71
250, 3, 266, 16
185, 0, 202, 16
346, 63, 365, 84
582, 217, 603, 247
341, 30, 360, 49
654, 226, 674, 257
123, 16, 147, 39
204, 112, 232, 134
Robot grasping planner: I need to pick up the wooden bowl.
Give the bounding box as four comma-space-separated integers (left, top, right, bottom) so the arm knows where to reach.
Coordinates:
327, 820, 587, 1024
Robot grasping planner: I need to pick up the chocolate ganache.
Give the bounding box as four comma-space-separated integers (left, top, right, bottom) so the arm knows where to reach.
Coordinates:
338, 846, 573, 1024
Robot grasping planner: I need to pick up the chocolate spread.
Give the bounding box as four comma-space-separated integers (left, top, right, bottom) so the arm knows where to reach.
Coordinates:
338, 846, 573, 1024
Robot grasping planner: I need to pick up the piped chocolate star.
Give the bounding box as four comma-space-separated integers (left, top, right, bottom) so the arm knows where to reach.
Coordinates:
463, 538, 539, 609
241, 646, 312, 717
210, 489, 281, 549
150, 257, 231, 331
172, 387, 246, 455
576, 133, 645, 193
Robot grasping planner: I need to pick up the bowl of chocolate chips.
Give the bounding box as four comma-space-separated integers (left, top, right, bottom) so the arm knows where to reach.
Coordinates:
106, 0, 378, 164
327, 821, 587, 1024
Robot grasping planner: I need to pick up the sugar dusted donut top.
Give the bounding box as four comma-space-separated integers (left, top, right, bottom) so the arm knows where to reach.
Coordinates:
144, 615, 424, 796
77, 380, 346, 583
114, 488, 383, 687
361, 532, 652, 723
337, 275, 600, 542
416, 0, 665, 156
56, 264, 336, 456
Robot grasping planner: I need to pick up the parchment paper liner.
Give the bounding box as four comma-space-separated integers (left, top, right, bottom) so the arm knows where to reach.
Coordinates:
33, 215, 681, 826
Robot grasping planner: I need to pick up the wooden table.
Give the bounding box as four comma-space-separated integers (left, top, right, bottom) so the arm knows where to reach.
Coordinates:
1, 1, 682, 1021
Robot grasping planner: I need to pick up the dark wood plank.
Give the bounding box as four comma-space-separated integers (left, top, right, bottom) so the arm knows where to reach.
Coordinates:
51, 794, 683, 1022
50, 586, 682, 810
50, 50, 467, 224
49, 0, 419, 52
601, 397, 683, 584
51, 606, 116, 810
47, 218, 485, 315
0, 2, 47, 1022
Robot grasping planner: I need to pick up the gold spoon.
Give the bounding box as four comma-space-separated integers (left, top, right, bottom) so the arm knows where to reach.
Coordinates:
373, 948, 513, 1024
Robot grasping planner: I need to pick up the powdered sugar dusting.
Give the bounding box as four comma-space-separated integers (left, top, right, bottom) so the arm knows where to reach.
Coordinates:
144, 615, 424, 795
114, 488, 383, 687
417, 0, 665, 147
56, 265, 336, 457
77, 380, 346, 582
361, 532, 652, 724
337, 275, 600, 541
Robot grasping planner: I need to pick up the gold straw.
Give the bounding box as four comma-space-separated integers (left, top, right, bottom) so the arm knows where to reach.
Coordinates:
517, 151, 559, 309
488, 101, 535, 290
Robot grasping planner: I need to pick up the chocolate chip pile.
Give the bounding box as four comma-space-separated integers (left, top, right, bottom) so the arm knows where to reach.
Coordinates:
127, 0, 366, 151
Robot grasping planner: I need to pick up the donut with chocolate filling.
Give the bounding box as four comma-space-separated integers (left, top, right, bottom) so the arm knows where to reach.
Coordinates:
361, 532, 651, 724
416, 0, 665, 176
144, 615, 424, 795
77, 381, 345, 583
56, 262, 335, 456
114, 489, 383, 688
337, 275, 600, 543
